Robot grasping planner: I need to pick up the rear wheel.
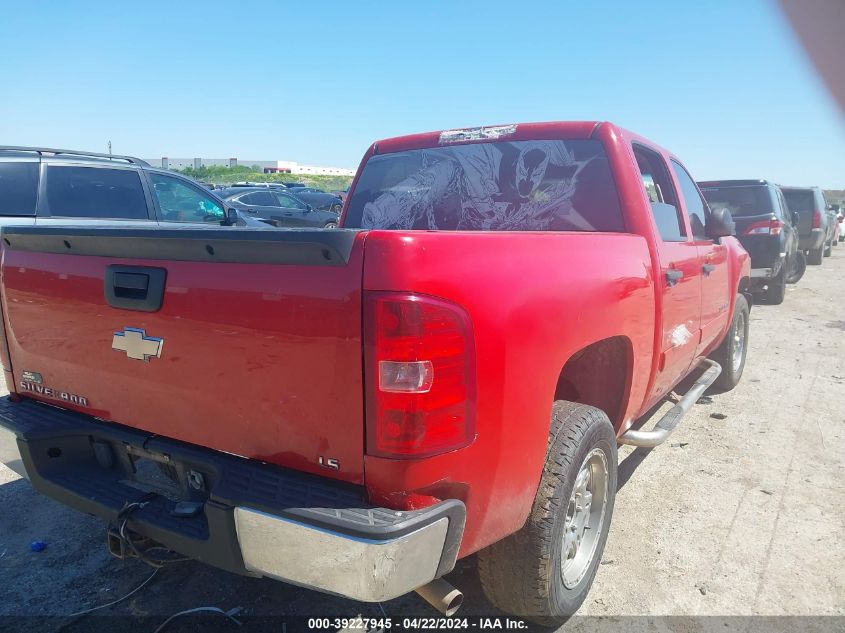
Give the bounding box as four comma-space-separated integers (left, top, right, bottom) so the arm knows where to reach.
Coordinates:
808, 247, 824, 265
709, 294, 749, 391
785, 252, 806, 284
477, 402, 617, 626
765, 269, 786, 304
323, 221, 338, 229
824, 240, 832, 257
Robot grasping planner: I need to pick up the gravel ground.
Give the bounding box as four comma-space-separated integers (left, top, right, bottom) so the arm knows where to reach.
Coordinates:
0, 248, 843, 632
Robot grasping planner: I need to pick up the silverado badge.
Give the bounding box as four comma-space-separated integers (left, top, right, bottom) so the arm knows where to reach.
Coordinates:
112, 327, 163, 362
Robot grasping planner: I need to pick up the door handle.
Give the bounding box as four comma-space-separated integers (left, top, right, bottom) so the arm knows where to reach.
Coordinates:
702, 264, 716, 276
664, 269, 684, 286
105, 265, 167, 312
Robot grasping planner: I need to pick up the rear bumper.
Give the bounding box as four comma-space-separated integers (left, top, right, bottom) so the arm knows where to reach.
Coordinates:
0, 397, 465, 602
799, 229, 825, 251
750, 267, 774, 279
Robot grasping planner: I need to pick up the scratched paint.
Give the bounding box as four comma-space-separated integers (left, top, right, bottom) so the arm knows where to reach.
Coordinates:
670, 324, 693, 348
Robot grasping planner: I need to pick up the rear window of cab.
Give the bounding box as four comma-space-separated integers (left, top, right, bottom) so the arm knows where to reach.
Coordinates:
344, 139, 624, 232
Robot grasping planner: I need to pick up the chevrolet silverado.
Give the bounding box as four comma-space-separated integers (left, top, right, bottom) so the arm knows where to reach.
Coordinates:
0, 121, 751, 624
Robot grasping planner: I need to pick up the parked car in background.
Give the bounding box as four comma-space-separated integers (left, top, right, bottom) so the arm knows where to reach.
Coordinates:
699, 180, 803, 303
286, 186, 344, 214
781, 186, 831, 264
331, 187, 350, 203
218, 186, 339, 227
0, 121, 751, 626
826, 204, 840, 248
0, 146, 267, 229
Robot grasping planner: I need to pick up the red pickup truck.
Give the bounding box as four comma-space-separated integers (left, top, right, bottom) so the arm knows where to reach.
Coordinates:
0, 121, 750, 624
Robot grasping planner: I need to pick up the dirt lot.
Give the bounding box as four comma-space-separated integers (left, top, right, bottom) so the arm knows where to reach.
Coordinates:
1, 248, 843, 632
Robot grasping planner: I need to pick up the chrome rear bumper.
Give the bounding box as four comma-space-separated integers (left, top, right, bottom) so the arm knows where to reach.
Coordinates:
235, 507, 453, 602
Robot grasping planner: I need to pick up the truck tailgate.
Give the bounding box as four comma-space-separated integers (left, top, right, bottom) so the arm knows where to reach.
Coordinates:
0, 227, 366, 483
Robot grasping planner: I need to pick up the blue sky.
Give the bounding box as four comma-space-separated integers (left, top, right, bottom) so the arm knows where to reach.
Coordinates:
1, 0, 842, 187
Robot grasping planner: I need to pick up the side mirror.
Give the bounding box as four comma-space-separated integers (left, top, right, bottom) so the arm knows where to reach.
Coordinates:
706, 206, 735, 239
223, 207, 239, 226
792, 211, 800, 226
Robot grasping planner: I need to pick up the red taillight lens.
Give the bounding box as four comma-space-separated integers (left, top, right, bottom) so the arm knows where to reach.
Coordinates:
364, 292, 475, 458
743, 219, 783, 236
812, 209, 822, 229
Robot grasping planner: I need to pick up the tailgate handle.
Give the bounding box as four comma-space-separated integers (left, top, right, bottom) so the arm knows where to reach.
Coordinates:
105, 265, 167, 312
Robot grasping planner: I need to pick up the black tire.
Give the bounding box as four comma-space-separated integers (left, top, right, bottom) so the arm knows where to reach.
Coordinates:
477, 402, 617, 626
323, 221, 338, 229
785, 252, 806, 285
709, 294, 749, 391
839, 235, 844, 243
764, 269, 786, 305
808, 247, 823, 265
824, 240, 832, 257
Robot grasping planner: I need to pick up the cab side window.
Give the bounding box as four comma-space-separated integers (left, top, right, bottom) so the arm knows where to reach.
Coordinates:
277, 192, 308, 210
45, 166, 148, 220
240, 191, 277, 207
670, 161, 709, 241
633, 145, 685, 242
151, 173, 224, 223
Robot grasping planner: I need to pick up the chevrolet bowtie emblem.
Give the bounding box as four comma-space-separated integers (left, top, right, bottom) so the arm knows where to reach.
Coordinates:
112, 328, 164, 362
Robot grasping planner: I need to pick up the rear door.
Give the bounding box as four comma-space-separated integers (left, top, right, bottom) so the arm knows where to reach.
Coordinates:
670, 160, 730, 355
633, 145, 702, 400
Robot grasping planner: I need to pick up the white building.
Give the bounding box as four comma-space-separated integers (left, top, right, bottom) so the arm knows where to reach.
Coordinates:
143, 157, 355, 176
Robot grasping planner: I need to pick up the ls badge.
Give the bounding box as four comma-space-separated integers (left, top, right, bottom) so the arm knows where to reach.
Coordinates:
112, 327, 164, 362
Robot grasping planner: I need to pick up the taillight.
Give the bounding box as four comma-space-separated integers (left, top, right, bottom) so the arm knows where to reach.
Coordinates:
364, 292, 475, 459
743, 219, 783, 236
812, 209, 822, 229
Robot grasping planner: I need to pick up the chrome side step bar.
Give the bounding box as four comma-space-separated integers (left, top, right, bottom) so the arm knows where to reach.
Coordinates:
619, 359, 722, 448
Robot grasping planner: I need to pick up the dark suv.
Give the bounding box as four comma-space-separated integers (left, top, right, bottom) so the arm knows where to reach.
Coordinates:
699, 179, 802, 304
781, 186, 831, 265
0, 146, 266, 228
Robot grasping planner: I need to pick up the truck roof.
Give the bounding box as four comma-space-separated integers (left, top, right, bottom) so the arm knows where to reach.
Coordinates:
697, 179, 772, 188
0, 145, 149, 166
372, 121, 605, 155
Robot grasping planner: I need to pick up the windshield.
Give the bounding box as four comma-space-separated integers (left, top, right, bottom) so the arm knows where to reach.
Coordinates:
699, 185, 773, 217
344, 139, 624, 232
